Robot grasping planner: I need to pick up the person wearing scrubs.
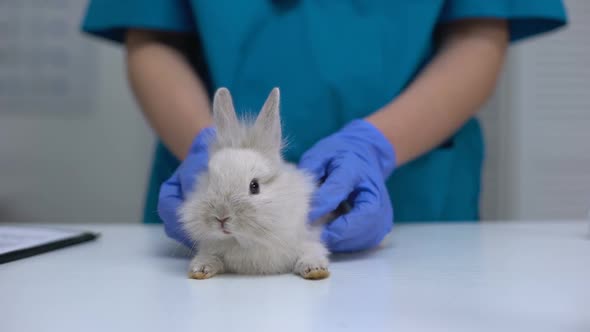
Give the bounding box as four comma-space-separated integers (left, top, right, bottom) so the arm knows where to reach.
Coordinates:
82, 1, 566, 252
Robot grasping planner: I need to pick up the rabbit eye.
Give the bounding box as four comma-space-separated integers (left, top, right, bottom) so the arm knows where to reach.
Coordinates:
249, 179, 260, 195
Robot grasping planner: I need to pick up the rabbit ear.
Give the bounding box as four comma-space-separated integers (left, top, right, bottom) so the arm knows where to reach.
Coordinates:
253, 88, 282, 152
213, 87, 239, 146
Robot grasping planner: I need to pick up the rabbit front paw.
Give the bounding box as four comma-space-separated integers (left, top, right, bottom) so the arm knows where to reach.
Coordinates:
188, 255, 224, 280
295, 256, 330, 280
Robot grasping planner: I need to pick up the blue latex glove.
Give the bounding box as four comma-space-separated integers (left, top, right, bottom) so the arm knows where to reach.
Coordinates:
157, 127, 216, 248
298, 120, 396, 252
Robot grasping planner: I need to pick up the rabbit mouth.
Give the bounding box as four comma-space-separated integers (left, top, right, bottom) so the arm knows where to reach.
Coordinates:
219, 224, 232, 235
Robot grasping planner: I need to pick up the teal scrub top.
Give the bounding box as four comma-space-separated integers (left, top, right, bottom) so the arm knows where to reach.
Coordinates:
82, 0, 566, 224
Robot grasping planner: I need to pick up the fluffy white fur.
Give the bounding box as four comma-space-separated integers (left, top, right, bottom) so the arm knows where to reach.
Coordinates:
180, 88, 329, 279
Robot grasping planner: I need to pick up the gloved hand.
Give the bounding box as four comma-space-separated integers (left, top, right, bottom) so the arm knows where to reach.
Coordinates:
158, 127, 216, 248
298, 120, 396, 252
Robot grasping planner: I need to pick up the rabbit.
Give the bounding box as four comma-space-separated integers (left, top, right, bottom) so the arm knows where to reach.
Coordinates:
179, 87, 330, 280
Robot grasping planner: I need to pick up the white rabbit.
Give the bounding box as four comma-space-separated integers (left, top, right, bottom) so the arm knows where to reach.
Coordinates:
179, 87, 330, 280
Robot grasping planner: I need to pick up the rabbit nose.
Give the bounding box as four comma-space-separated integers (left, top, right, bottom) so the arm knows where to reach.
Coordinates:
215, 217, 229, 224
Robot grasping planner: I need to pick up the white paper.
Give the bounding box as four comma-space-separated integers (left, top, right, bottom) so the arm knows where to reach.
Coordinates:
0, 226, 82, 255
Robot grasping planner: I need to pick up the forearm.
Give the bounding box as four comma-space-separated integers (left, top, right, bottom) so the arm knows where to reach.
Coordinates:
126, 29, 212, 160
367, 19, 508, 166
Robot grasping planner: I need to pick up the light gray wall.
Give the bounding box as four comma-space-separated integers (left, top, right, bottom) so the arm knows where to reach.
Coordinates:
508, 0, 590, 220
480, 0, 590, 220
0, 42, 154, 223
477, 65, 513, 221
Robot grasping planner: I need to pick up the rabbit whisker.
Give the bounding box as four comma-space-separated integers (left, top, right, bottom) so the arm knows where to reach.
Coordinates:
244, 220, 290, 251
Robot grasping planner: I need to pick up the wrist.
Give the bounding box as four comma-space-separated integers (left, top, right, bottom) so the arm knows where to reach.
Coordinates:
189, 126, 217, 152
343, 119, 397, 177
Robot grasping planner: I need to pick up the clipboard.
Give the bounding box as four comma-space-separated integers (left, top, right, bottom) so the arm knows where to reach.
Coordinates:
0, 226, 99, 264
